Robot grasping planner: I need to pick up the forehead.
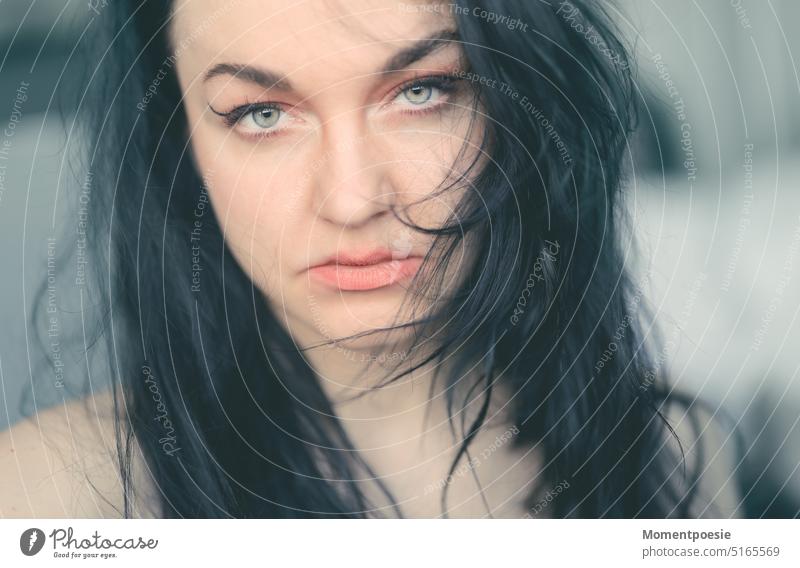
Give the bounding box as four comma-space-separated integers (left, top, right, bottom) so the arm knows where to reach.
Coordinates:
169, 0, 457, 71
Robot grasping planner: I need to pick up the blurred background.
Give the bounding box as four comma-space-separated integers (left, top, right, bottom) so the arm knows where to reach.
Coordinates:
0, 0, 798, 517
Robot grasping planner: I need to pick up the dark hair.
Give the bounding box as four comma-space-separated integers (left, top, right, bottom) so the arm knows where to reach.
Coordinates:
52, 0, 714, 518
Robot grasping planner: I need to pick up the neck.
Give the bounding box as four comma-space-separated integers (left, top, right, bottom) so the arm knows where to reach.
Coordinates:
300, 335, 506, 438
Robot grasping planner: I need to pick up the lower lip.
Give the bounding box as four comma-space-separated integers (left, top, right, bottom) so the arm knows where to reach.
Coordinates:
308, 257, 423, 291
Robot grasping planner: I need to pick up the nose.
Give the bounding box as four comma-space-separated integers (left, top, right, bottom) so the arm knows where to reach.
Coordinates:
311, 113, 394, 228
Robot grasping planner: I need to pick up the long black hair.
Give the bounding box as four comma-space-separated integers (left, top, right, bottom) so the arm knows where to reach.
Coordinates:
51, 0, 712, 518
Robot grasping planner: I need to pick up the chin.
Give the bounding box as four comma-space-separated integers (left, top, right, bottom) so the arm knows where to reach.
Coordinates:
296, 293, 418, 352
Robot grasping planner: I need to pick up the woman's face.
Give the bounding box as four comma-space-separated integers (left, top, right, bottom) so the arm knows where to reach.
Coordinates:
171, 0, 485, 353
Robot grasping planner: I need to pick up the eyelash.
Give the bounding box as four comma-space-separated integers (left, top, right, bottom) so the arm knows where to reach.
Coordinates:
210, 73, 463, 140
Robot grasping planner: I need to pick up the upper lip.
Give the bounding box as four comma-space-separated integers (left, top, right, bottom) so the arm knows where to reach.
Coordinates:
309, 247, 416, 268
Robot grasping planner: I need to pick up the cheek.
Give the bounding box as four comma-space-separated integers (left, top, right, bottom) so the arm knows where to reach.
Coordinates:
190, 119, 301, 222
388, 136, 479, 228
394, 109, 485, 189
189, 140, 306, 294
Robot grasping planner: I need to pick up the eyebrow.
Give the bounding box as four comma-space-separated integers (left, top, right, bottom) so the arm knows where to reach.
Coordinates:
202, 28, 461, 91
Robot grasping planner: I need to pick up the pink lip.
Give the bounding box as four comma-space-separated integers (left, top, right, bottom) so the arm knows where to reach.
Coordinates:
308, 248, 423, 291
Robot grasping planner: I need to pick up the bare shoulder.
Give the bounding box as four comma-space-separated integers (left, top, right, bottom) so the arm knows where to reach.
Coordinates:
0, 390, 160, 518
664, 400, 744, 518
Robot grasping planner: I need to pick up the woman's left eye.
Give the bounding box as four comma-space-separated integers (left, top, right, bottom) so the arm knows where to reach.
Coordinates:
393, 76, 459, 111
402, 84, 435, 105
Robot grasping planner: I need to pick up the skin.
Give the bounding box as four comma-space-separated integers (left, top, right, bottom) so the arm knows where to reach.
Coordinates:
171, 0, 484, 369
0, 391, 742, 518
169, 0, 545, 516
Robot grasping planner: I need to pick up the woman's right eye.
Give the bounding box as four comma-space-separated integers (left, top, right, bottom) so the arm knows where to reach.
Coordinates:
210, 103, 291, 140
242, 106, 282, 129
